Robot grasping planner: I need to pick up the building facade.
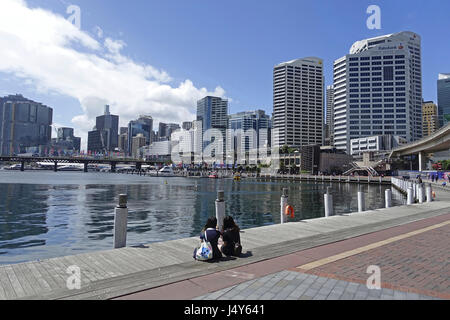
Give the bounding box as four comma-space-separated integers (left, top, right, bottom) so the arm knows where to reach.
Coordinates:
350, 134, 407, 156
422, 101, 439, 137
228, 110, 271, 164
438, 73, 450, 127
325, 85, 335, 146
196, 96, 228, 160
127, 115, 153, 156
0, 95, 53, 156
87, 105, 119, 153
333, 31, 423, 154
272, 57, 324, 149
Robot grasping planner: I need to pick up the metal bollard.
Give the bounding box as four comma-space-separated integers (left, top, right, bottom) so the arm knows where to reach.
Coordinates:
418, 184, 424, 204
281, 188, 288, 224
385, 189, 392, 208
114, 194, 128, 249
426, 184, 432, 203
324, 187, 334, 217
215, 190, 226, 233
407, 187, 414, 205
358, 191, 365, 212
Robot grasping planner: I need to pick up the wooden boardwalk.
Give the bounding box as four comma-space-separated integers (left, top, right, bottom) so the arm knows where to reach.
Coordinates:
1, 191, 449, 300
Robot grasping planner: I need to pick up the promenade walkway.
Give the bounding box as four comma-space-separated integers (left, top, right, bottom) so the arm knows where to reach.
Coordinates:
1, 186, 449, 300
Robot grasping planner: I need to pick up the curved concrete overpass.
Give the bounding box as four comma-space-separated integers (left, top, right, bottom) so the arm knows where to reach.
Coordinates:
390, 124, 450, 157
390, 124, 450, 170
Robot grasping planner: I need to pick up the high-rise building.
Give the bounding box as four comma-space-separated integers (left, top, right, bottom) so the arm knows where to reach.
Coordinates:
0, 94, 53, 155
182, 121, 193, 131
272, 57, 324, 149
127, 115, 153, 156
131, 133, 146, 159
52, 127, 81, 154
333, 31, 423, 154
437, 73, 450, 127
422, 101, 439, 137
228, 110, 271, 164
87, 105, 119, 153
325, 85, 335, 146
196, 96, 228, 158
158, 122, 181, 141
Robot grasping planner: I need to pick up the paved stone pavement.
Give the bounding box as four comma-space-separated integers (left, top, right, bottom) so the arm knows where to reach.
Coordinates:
303, 224, 450, 299
193, 270, 440, 300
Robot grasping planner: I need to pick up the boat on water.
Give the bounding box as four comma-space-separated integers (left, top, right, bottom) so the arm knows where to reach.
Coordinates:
149, 166, 175, 177
208, 172, 219, 179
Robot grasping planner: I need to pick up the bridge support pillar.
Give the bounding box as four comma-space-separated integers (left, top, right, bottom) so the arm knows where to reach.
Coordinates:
84, 162, 88, 173
418, 152, 425, 172
21, 161, 25, 172
111, 163, 116, 173
54, 162, 58, 172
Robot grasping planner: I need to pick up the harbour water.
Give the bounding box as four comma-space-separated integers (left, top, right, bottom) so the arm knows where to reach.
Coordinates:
0, 171, 405, 265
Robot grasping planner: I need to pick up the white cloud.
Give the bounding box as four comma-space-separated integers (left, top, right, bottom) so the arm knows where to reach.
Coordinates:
0, 0, 228, 150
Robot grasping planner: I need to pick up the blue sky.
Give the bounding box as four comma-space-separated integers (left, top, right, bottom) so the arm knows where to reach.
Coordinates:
1, 0, 449, 140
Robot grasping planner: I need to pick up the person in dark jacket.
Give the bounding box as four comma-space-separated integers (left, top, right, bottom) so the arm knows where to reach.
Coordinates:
196, 217, 222, 260
220, 216, 242, 257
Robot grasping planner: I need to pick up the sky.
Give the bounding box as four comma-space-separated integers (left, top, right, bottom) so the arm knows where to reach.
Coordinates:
0, 0, 449, 150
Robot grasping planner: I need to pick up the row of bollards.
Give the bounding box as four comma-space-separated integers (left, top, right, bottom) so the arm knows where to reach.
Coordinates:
112, 190, 229, 249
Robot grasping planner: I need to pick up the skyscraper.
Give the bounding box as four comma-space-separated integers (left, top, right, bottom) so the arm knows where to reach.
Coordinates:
333, 31, 423, 154
182, 121, 193, 131
87, 105, 119, 153
127, 115, 153, 156
325, 85, 335, 146
437, 73, 450, 127
272, 57, 324, 148
196, 96, 228, 159
0, 94, 53, 155
422, 101, 439, 137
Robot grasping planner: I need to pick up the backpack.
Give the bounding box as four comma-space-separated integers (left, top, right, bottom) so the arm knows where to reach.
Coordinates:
195, 230, 213, 261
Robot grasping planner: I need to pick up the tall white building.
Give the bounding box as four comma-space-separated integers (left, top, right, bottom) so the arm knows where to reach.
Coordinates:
333, 31, 423, 154
273, 57, 324, 148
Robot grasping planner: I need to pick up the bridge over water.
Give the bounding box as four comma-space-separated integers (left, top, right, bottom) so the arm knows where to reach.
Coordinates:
0, 156, 167, 172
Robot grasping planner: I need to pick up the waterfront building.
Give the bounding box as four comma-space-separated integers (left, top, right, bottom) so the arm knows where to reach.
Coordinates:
350, 134, 407, 156
0, 94, 53, 156
127, 115, 153, 156
51, 127, 81, 155
142, 140, 172, 161
228, 110, 271, 164
325, 85, 335, 146
438, 73, 450, 127
333, 31, 423, 154
87, 105, 119, 153
196, 96, 228, 160
422, 101, 440, 137
272, 57, 324, 149
131, 133, 146, 159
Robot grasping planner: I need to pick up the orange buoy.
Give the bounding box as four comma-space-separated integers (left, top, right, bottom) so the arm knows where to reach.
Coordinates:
285, 205, 295, 219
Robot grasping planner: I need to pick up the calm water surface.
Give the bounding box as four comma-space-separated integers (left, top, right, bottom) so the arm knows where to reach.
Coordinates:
0, 171, 405, 264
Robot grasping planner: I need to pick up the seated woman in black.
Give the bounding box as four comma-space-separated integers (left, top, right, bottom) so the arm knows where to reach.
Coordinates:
199, 217, 222, 261
220, 216, 242, 257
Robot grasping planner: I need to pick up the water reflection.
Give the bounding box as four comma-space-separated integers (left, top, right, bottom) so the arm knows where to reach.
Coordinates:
0, 171, 405, 264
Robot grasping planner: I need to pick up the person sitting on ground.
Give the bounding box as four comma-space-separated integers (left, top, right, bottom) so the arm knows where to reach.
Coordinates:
220, 216, 242, 257
197, 217, 222, 261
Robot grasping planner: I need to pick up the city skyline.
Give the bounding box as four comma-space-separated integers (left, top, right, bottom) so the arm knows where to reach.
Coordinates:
0, 0, 449, 151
